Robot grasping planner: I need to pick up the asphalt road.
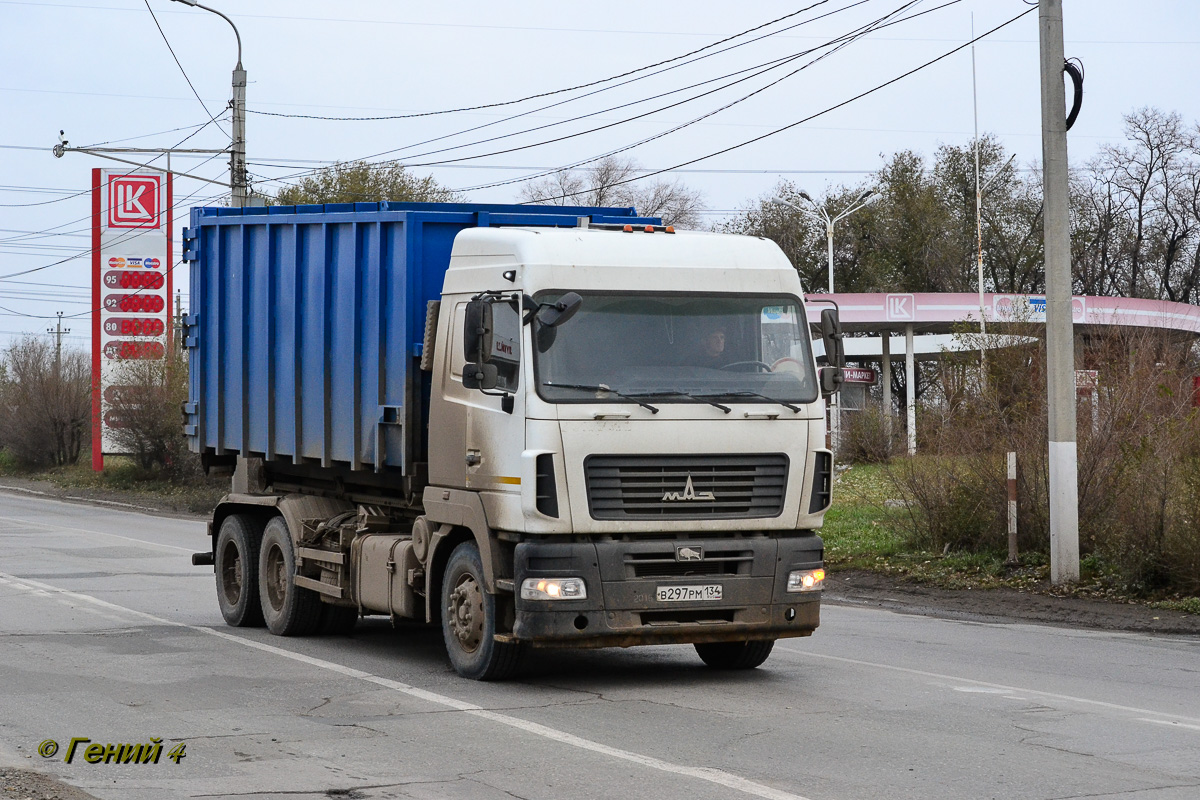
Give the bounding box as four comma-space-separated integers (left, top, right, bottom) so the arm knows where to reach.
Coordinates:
1, 491, 1198, 800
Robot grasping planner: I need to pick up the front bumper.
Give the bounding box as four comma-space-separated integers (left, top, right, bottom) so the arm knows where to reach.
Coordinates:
508, 534, 822, 648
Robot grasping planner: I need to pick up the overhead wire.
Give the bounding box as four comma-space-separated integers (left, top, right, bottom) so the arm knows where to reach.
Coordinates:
0, 147, 229, 285
327, 0, 919, 201
247, 0, 882, 192
0, 114, 228, 209
411, 0, 922, 181
247, 0, 957, 199
516, 5, 1038, 204
143, 0, 229, 135
246, 1, 838, 122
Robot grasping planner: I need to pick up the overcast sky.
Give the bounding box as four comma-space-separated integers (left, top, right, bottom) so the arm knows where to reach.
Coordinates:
2, 0, 1198, 349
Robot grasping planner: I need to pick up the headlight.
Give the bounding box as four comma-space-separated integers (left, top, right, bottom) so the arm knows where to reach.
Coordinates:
520, 577, 587, 601
787, 568, 825, 592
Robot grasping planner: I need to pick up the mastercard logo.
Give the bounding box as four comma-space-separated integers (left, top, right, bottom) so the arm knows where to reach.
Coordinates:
108, 257, 127, 268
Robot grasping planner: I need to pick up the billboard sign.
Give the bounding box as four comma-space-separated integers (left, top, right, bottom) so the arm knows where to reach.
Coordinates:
91, 168, 172, 469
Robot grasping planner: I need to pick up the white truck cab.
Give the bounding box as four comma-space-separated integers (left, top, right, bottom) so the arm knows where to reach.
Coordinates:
422, 224, 836, 674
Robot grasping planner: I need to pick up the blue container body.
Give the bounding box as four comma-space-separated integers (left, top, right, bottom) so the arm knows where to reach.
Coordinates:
183, 201, 659, 474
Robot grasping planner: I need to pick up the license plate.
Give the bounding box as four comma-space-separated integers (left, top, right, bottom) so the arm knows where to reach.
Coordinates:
656, 584, 722, 602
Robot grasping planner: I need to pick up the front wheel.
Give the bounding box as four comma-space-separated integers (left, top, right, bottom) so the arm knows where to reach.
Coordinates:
441, 542, 524, 680
695, 640, 775, 670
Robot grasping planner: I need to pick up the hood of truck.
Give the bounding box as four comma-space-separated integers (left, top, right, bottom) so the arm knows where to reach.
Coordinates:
536, 406, 826, 535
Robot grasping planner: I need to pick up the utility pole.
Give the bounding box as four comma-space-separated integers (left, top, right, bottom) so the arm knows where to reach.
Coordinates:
47, 311, 69, 374
972, 13, 987, 358
1039, 0, 1080, 584
231, 57, 247, 207
171, 0, 247, 206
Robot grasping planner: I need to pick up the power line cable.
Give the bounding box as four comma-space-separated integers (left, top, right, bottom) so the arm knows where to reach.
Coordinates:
517, 5, 1038, 204
250, 0, 882, 192
143, 0, 230, 136
443, 0, 922, 195
0, 115, 227, 208
402, 1, 922, 176
249, 0, 953, 198
0, 152, 228, 285
247, 0, 920, 200
76, 120, 216, 149
247, 1, 838, 123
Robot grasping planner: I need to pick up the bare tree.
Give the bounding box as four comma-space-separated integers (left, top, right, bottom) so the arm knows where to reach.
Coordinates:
518, 156, 705, 228
104, 352, 195, 475
0, 336, 90, 467
1077, 108, 1200, 302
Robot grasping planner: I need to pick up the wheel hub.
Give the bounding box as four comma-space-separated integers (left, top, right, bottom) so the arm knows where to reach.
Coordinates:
447, 575, 483, 653
220, 541, 242, 605
265, 545, 286, 611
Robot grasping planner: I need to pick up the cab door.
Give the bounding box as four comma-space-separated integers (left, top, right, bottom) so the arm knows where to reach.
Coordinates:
428, 296, 526, 507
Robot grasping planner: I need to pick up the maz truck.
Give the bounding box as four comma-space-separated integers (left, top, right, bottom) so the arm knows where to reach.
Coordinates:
185, 202, 844, 680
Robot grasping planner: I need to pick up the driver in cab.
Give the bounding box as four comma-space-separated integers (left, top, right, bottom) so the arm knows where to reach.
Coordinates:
694, 324, 728, 368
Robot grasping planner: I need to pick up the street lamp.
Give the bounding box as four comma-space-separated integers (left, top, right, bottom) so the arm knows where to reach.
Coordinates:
771, 190, 873, 462
772, 190, 875, 293
170, 0, 248, 207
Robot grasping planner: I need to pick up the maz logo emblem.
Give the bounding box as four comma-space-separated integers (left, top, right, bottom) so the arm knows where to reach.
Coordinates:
676, 545, 704, 562
663, 474, 715, 502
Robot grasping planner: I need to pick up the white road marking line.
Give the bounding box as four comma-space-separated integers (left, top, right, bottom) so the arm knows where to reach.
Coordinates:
0, 575, 131, 623
0, 484, 160, 512
0, 571, 813, 800
0, 512, 195, 554
1138, 719, 1200, 733
777, 645, 1200, 728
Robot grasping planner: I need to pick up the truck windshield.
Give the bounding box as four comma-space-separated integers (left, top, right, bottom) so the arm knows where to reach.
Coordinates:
533, 292, 819, 405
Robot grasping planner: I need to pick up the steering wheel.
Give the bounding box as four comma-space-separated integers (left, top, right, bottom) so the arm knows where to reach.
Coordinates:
720, 360, 773, 373
770, 357, 804, 375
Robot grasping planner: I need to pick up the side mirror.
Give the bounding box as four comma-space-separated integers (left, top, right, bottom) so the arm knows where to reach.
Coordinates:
462, 362, 498, 391
820, 308, 844, 396
463, 299, 492, 363
535, 292, 582, 328
820, 366, 844, 395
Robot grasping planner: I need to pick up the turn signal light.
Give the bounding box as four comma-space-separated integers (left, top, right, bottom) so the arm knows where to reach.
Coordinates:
786, 568, 826, 592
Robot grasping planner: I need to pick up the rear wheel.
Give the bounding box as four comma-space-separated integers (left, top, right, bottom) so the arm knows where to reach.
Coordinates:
695, 640, 775, 670
441, 541, 524, 680
258, 517, 322, 636
215, 514, 265, 627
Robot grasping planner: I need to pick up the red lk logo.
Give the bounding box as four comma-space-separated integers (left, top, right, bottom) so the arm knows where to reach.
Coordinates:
108, 175, 160, 229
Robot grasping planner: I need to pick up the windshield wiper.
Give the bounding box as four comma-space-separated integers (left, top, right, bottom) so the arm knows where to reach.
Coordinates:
693, 391, 802, 414
543, 382, 659, 413
625, 391, 731, 414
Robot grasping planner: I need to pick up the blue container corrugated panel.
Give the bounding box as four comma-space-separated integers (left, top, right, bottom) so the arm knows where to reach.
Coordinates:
182, 201, 659, 474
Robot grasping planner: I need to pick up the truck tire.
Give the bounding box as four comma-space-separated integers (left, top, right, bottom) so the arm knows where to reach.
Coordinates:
215, 514, 265, 627
258, 517, 322, 636
441, 541, 524, 680
694, 640, 775, 670
319, 604, 359, 635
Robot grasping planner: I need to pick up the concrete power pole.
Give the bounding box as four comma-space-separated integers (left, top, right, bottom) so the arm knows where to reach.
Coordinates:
231, 59, 247, 208
171, 0, 246, 207
47, 311, 69, 374
1039, 0, 1080, 584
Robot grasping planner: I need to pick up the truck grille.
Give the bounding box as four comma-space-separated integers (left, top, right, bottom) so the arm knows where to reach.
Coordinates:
625, 548, 753, 578
585, 454, 788, 520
